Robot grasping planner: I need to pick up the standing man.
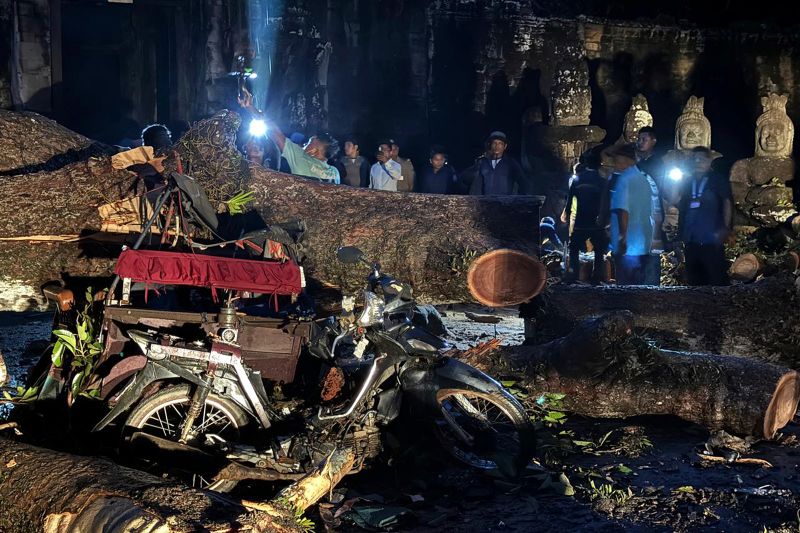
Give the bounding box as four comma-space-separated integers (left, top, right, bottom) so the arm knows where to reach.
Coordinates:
469, 131, 527, 195
635, 126, 662, 179
370, 141, 404, 191
418, 147, 458, 194
608, 143, 662, 285
562, 148, 607, 283
337, 136, 370, 187
391, 140, 416, 192
678, 146, 732, 286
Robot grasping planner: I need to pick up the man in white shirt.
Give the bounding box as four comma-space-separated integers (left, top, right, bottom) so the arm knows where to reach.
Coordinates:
370, 141, 403, 191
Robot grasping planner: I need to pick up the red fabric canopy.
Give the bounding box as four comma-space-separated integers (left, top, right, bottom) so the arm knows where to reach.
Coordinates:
114, 249, 302, 295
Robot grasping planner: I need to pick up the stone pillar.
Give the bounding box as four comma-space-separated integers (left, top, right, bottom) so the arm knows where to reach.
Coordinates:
11, 0, 54, 112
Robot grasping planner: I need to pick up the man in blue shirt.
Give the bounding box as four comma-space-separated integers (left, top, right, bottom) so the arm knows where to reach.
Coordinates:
609, 143, 662, 285
678, 146, 732, 285
469, 131, 528, 195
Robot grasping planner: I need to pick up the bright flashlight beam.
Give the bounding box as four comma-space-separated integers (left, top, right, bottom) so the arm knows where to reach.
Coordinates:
668, 167, 684, 181
249, 119, 268, 137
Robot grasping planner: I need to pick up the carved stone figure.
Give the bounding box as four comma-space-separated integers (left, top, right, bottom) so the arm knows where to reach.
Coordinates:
674, 96, 713, 151
729, 93, 796, 227
621, 94, 654, 143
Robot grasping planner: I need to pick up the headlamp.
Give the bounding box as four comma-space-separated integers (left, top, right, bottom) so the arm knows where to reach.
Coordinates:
668, 167, 684, 181
357, 291, 385, 327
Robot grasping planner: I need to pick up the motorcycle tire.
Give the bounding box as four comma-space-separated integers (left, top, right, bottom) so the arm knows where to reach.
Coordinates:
125, 384, 250, 493
432, 388, 535, 478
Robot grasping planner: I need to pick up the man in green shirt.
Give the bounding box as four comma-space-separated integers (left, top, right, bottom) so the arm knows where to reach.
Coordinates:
239, 89, 340, 184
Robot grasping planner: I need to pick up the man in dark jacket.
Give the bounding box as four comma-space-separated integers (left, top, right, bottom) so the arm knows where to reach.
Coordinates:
678, 146, 732, 286
419, 146, 458, 194
469, 131, 527, 195
562, 148, 607, 283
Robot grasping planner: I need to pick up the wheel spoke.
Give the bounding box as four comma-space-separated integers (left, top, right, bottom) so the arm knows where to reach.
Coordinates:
435, 391, 525, 471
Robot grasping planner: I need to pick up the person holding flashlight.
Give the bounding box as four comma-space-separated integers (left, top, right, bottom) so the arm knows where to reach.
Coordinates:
238, 88, 340, 184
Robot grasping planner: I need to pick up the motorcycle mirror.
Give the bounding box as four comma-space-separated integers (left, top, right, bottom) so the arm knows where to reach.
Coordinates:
336, 246, 365, 264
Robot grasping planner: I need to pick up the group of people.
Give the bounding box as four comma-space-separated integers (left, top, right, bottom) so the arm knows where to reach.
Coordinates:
562, 127, 733, 286
137, 92, 731, 288
238, 87, 530, 196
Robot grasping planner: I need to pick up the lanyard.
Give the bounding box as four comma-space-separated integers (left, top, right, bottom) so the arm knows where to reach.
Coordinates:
691, 177, 709, 200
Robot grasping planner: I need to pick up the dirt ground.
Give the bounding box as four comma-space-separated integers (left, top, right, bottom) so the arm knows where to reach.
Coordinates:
2, 306, 800, 532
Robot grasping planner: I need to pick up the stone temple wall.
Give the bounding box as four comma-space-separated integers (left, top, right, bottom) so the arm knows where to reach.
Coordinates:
427, 3, 800, 172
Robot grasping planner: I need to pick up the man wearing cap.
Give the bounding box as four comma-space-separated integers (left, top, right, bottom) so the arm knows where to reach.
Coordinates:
608, 143, 663, 285
469, 131, 527, 195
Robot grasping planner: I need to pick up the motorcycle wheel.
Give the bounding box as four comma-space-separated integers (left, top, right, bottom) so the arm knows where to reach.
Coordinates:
432, 388, 535, 477
125, 384, 249, 493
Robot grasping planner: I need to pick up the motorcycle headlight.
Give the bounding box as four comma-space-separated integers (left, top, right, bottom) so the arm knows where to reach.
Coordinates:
357, 291, 385, 327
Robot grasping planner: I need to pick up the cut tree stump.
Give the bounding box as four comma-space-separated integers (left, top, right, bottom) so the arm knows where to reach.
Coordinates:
522, 275, 800, 368
730, 253, 764, 282
467, 248, 547, 307
0, 437, 302, 532
471, 311, 800, 439
0, 110, 544, 310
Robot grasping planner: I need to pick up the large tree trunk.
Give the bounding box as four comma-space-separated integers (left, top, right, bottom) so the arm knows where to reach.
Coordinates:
0, 437, 301, 532
468, 311, 800, 439
522, 275, 800, 369
0, 110, 544, 310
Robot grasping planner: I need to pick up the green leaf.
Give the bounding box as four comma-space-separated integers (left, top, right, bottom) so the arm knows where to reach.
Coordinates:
547, 411, 566, 420
2, 391, 12, 401
557, 473, 575, 496
76, 320, 89, 343
500, 380, 517, 387
51, 340, 65, 367
597, 430, 614, 447
71, 371, 85, 397
547, 393, 567, 401
20, 386, 38, 401
16, 386, 24, 395
674, 486, 695, 493
225, 190, 255, 215
617, 464, 633, 474
572, 440, 593, 447
52, 330, 76, 353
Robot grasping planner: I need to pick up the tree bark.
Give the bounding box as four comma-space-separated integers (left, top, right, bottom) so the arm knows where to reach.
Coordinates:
0, 110, 544, 309
522, 275, 800, 368
0, 437, 301, 532
474, 311, 800, 439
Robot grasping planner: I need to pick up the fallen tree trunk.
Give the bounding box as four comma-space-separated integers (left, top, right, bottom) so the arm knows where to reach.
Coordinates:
0, 437, 301, 532
0, 110, 544, 309
523, 275, 800, 368
468, 311, 800, 439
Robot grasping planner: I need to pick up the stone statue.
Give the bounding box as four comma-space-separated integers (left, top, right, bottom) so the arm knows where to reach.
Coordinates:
662, 96, 721, 233
729, 93, 796, 228
621, 94, 654, 144
674, 96, 712, 151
